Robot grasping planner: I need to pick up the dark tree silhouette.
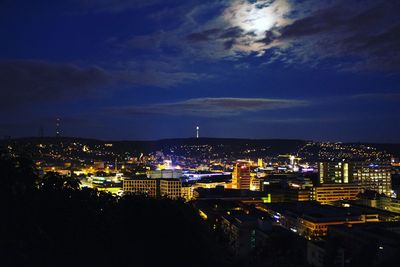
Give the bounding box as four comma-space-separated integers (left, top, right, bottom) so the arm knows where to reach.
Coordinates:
0, 151, 230, 267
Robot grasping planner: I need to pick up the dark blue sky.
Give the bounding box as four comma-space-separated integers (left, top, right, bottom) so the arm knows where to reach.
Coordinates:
1, 0, 399, 142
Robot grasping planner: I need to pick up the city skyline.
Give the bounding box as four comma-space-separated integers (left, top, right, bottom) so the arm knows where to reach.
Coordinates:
1, 0, 400, 142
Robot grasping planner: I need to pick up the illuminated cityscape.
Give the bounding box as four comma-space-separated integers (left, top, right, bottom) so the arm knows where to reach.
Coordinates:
2, 0, 400, 266
2, 136, 400, 265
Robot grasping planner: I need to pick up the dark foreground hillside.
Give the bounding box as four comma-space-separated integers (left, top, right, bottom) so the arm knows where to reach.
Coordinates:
0, 153, 230, 267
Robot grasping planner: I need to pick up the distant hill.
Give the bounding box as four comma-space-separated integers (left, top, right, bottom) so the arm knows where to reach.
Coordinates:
1, 137, 399, 160
0, 137, 307, 160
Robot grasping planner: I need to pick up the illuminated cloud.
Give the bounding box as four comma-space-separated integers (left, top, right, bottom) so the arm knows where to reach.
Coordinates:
221, 0, 291, 56
108, 97, 309, 117
263, 0, 400, 71
179, 0, 400, 71
182, 0, 292, 58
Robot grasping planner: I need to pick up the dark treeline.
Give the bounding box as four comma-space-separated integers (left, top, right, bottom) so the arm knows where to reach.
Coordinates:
0, 151, 231, 266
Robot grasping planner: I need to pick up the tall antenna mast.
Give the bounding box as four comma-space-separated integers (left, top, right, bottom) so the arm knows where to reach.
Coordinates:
196, 126, 199, 139
56, 118, 61, 137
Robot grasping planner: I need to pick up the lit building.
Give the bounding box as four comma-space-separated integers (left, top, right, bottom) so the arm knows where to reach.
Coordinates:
181, 185, 194, 201
352, 162, 392, 196
149, 169, 182, 179
318, 161, 352, 184
312, 184, 362, 204
160, 179, 182, 199
93, 161, 105, 170
123, 179, 158, 198
257, 202, 390, 239
250, 176, 262, 191
195, 181, 227, 189
319, 161, 392, 196
257, 158, 264, 168
232, 161, 251, 190
358, 195, 400, 214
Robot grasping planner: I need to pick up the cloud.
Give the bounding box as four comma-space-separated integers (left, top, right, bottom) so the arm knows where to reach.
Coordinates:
256, 0, 400, 71
181, 0, 292, 58
0, 60, 111, 108
249, 117, 348, 124
165, 0, 400, 72
113, 59, 212, 88
349, 93, 400, 101
186, 28, 222, 42
116, 69, 210, 88
73, 0, 163, 13
108, 97, 309, 117
0, 59, 212, 108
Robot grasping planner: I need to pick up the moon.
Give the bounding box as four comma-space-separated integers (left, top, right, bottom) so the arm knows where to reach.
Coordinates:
224, 0, 291, 38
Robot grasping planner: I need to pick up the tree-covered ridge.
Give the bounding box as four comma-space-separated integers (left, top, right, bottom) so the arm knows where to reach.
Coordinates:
0, 151, 229, 266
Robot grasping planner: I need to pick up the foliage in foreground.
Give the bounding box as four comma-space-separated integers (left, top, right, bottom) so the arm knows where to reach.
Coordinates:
0, 153, 229, 266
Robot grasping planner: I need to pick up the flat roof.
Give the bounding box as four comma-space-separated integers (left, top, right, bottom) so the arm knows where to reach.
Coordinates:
262, 201, 379, 222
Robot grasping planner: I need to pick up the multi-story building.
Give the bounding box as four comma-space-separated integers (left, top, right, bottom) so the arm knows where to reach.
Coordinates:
318, 161, 392, 196
250, 176, 262, 191
181, 185, 194, 201
265, 187, 312, 202
220, 212, 271, 258
149, 169, 182, 179
358, 195, 400, 214
160, 179, 182, 199
123, 178, 158, 198
312, 184, 362, 204
232, 161, 251, 190
124, 178, 182, 199
326, 222, 400, 266
318, 162, 352, 184
352, 162, 392, 196
257, 202, 388, 239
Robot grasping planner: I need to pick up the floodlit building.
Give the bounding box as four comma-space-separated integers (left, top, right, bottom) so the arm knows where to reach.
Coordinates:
149, 169, 182, 179
160, 179, 182, 199
123, 179, 158, 198
312, 184, 362, 204
181, 185, 194, 201
232, 161, 251, 190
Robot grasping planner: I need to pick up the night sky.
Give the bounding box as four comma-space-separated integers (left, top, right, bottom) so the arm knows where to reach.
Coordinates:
1, 0, 399, 142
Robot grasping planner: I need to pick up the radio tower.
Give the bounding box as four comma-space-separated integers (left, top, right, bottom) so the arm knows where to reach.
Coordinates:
56, 118, 61, 137
196, 126, 199, 139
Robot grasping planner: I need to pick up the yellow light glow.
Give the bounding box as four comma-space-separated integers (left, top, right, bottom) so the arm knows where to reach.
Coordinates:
198, 210, 208, 220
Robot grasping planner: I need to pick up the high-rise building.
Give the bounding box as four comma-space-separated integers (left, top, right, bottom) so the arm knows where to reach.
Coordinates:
318, 162, 352, 184
257, 158, 263, 168
352, 162, 392, 196
232, 161, 251, 190
318, 161, 392, 196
